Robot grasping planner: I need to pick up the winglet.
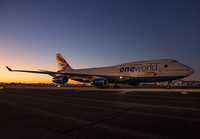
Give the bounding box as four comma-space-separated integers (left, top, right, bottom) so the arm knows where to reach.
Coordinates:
6, 66, 13, 71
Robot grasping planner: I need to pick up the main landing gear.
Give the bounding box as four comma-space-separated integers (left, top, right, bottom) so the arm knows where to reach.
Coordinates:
113, 84, 120, 89
96, 86, 109, 89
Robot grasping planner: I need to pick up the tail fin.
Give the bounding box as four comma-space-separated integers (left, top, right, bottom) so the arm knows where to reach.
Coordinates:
56, 53, 72, 71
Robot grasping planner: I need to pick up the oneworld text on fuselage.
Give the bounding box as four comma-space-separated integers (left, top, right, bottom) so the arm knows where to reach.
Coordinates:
120, 63, 159, 72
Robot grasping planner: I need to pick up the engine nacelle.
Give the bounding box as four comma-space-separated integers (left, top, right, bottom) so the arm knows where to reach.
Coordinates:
52, 75, 68, 84
93, 78, 108, 88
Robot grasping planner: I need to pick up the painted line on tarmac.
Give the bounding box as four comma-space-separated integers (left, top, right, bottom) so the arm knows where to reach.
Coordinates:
181, 91, 188, 95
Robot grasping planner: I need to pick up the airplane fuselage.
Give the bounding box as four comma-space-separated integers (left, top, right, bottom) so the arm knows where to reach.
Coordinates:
63, 59, 194, 84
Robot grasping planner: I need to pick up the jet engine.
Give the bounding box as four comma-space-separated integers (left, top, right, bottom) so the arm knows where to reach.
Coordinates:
52, 75, 68, 84
93, 78, 108, 88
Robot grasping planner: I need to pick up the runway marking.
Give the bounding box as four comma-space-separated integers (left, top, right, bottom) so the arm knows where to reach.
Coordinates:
181, 91, 188, 95
118, 89, 133, 94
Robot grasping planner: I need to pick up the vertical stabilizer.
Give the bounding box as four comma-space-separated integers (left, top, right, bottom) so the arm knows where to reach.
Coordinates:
56, 53, 72, 71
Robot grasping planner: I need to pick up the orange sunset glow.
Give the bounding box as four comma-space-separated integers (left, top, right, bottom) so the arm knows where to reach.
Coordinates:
0, 62, 81, 84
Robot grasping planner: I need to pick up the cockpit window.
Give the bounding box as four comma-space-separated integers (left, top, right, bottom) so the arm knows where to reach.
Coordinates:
171, 60, 178, 63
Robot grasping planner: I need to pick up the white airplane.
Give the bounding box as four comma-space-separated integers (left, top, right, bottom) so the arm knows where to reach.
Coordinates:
6, 53, 194, 88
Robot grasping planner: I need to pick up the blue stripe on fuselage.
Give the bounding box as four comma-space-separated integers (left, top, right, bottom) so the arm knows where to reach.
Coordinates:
128, 76, 186, 82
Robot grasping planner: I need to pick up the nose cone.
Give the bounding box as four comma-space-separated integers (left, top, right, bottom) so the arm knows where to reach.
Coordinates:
189, 67, 195, 75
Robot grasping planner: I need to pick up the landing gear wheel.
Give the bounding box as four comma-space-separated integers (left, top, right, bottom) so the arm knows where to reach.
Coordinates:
96, 86, 109, 89
113, 84, 120, 89
167, 81, 172, 90
167, 86, 171, 90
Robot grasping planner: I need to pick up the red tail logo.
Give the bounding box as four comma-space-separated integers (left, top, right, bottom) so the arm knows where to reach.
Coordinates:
56, 56, 67, 63
62, 64, 69, 71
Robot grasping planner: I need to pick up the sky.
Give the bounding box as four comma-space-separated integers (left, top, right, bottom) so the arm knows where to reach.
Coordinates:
0, 0, 200, 83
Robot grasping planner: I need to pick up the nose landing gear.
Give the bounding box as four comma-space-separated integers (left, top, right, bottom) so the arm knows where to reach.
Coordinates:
167, 81, 172, 90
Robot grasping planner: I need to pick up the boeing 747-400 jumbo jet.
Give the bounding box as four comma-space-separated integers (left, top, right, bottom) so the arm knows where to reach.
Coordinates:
6, 53, 194, 88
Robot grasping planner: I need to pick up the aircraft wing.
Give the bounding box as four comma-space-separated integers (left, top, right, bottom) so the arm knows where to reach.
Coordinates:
6, 66, 126, 81
6, 66, 60, 77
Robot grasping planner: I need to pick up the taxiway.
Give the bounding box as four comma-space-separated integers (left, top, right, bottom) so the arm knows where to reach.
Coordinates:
0, 86, 200, 138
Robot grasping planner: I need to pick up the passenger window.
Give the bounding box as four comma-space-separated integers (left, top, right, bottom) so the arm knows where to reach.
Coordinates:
164, 64, 168, 68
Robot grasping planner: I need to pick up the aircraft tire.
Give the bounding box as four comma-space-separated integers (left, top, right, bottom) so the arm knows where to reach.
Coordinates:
113, 85, 120, 89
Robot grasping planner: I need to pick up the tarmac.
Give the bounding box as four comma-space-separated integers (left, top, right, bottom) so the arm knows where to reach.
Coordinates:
0, 86, 200, 138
